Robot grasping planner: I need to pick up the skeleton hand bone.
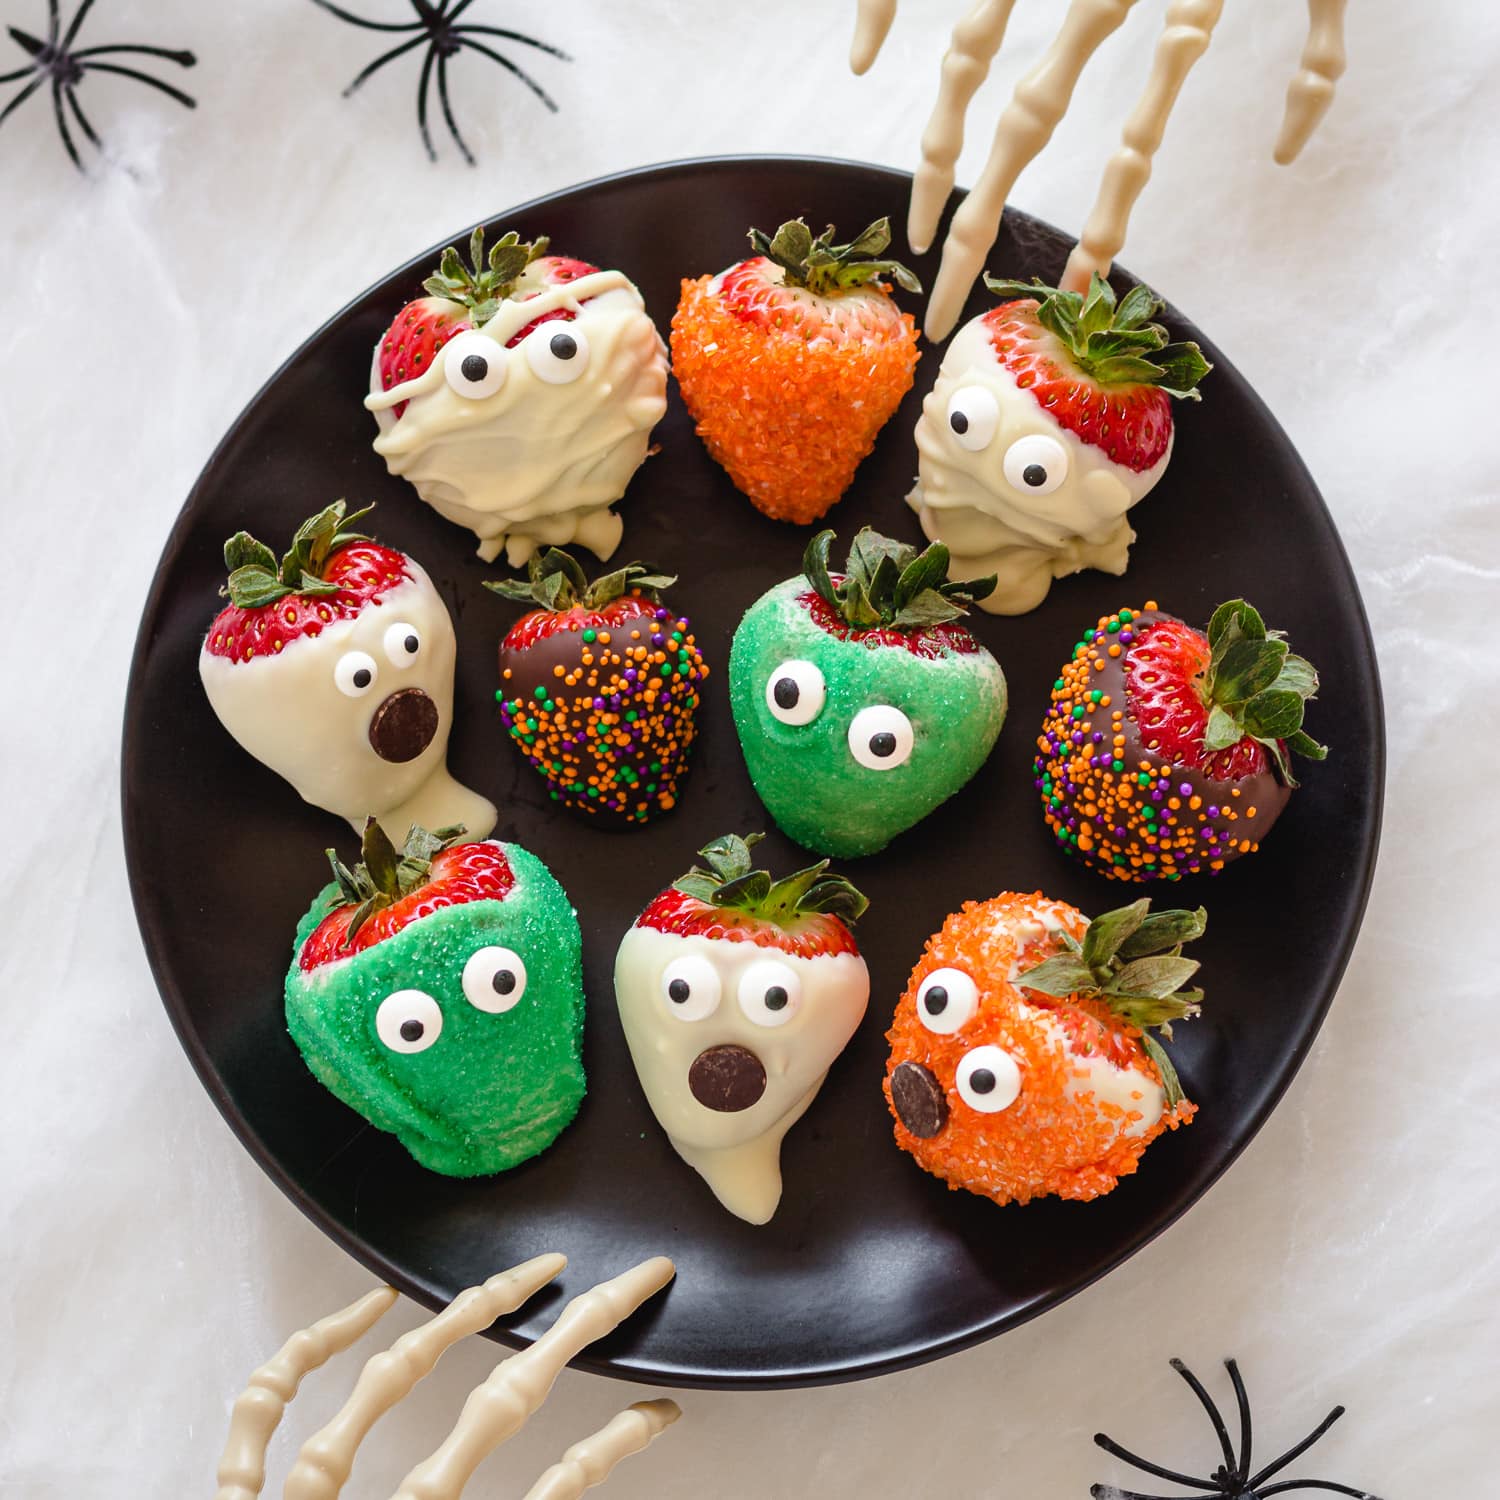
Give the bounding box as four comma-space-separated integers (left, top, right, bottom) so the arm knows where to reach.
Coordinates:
214, 1253, 678, 1500
851, 0, 1348, 338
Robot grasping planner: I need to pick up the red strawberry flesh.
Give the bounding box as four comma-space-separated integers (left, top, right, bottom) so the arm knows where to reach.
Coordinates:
718, 256, 911, 346
378, 298, 470, 420
799, 586, 982, 660
636, 887, 860, 960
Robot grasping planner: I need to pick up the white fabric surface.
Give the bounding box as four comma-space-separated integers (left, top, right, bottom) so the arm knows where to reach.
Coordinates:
3, 1, 1496, 1494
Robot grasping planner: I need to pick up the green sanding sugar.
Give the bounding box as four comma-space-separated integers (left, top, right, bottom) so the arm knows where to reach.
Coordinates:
284, 842, 585, 1177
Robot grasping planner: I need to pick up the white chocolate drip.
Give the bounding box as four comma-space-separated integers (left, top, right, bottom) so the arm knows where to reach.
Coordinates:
368, 270, 668, 567
1061, 0, 1226, 293
213, 1256, 677, 1500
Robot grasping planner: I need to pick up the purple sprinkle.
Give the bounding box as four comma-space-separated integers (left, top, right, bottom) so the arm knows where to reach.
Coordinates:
678, 616, 691, 629
651, 633, 664, 647
653, 608, 668, 621
1151, 790, 1164, 803
592, 697, 605, 710
1092, 731, 1105, 743
1072, 731, 1085, 745
1208, 805, 1219, 817
624, 669, 637, 682
1114, 826, 1127, 838
1179, 782, 1192, 796
1120, 630, 1133, 643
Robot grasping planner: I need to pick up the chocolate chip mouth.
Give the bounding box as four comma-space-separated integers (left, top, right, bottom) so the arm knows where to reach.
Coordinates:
368, 688, 439, 763
688, 1044, 767, 1113
891, 1061, 948, 1139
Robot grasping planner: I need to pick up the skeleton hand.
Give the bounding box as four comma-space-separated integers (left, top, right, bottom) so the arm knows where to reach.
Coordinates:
851, 0, 1348, 338
214, 1253, 679, 1500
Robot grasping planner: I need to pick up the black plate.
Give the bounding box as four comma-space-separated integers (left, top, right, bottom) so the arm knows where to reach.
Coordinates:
122, 156, 1383, 1389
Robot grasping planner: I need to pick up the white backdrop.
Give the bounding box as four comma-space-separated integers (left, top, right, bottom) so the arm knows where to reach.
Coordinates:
3, 1, 1497, 1494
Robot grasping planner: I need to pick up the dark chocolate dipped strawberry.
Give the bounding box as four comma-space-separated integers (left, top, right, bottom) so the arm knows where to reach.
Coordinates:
1036, 599, 1327, 881
485, 550, 709, 826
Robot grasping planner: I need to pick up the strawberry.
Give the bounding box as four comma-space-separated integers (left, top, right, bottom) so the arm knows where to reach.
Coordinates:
670, 216, 922, 523
1036, 599, 1328, 881
614, 833, 870, 1222
728, 527, 1007, 858
198, 499, 496, 841
286, 819, 585, 1177
485, 550, 709, 826
885, 891, 1204, 1206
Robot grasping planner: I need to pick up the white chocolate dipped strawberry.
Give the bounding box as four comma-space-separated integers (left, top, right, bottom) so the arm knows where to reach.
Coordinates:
908, 274, 1210, 615
366, 228, 668, 568
199, 501, 496, 842
614, 834, 870, 1225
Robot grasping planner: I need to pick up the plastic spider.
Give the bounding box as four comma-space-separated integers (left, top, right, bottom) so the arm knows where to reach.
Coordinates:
0, 0, 196, 170
310, 0, 570, 165
1091, 1358, 1384, 1500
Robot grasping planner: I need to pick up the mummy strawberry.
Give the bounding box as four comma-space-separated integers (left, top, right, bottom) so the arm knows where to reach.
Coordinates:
908, 272, 1211, 614
728, 528, 1006, 858
885, 891, 1204, 1206
614, 834, 870, 1224
670, 216, 921, 524
1037, 599, 1327, 881
198, 501, 496, 842
366, 226, 668, 566
285, 820, 585, 1177
485, 550, 708, 826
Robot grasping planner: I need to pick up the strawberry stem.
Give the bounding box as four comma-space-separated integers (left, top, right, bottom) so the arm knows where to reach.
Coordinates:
748, 217, 921, 299
804, 526, 995, 631
483, 548, 676, 613
220, 499, 374, 610
328, 818, 466, 947
673, 832, 868, 927
422, 226, 550, 326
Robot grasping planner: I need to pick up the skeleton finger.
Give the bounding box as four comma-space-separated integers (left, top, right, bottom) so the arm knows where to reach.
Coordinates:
908, 0, 1020, 255
283, 1253, 568, 1500
1061, 0, 1224, 292
850, 0, 897, 75
1273, 0, 1347, 164
520, 1399, 682, 1500
388, 1257, 677, 1500
215, 1286, 398, 1500
924, 0, 1140, 342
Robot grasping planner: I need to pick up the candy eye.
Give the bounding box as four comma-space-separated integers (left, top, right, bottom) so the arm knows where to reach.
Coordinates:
848, 704, 914, 770
443, 331, 508, 399
765, 659, 826, 726
376, 989, 443, 1054
916, 967, 980, 1035
525, 322, 590, 384
955, 1045, 1022, 1113
462, 946, 528, 1013
383, 621, 421, 668
737, 959, 802, 1028
945, 385, 1000, 451
660, 954, 721, 1021
334, 651, 379, 697
1002, 433, 1069, 496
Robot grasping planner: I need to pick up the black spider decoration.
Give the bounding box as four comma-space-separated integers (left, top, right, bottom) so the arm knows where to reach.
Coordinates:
1091, 1359, 1384, 1500
310, 0, 569, 166
0, 0, 195, 171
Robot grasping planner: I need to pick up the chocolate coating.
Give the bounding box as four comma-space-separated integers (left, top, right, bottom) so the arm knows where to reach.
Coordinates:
368, 688, 439, 763
891, 1061, 948, 1139
688, 1044, 767, 1113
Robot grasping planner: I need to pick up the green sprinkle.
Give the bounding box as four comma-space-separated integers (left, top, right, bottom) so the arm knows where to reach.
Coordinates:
582, 628, 597, 642
1112, 759, 1125, 772
533, 685, 548, 699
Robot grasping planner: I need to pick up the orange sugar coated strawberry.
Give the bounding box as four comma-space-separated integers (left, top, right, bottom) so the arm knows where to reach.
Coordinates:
670, 216, 921, 524
885, 891, 1202, 1207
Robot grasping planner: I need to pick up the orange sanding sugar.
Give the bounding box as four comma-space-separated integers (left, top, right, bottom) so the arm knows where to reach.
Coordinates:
883, 892, 1195, 1207
669, 274, 919, 523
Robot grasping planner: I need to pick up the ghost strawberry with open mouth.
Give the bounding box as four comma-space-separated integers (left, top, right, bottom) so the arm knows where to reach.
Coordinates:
614, 833, 870, 1224
198, 500, 495, 842
886, 891, 1204, 1206
285, 819, 585, 1177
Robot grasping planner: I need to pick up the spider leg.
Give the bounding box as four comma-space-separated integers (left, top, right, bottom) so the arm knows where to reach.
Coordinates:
64, 83, 102, 148
447, 0, 480, 25
1167, 1357, 1238, 1478
59, 0, 99, 52
7, 24, 47, 58
1226, 1358, 1253, 1476
1059, 0, 1224, 292
907, 0, 1019, 253
453, 25, 570, 63
1090, 1487, 1219, 1500
850, 0, 897, 74
1247, 1406, 1347, 1490
70, 44, 198, 68
0, 63, 38, 84
47, 0, 59, 46
923, 0, 1142, 341
1257, 1483, 1380, 1498
341, 31, 430, 97
75, 60, 196, 108
1274, 0, 1347, 164
49, 76, 83, 169
436, 49, 474, 165
415, 42, 438, 160
519, 1399, 681, 1500
309, 0, 427, 33
457, 36, 558, 112
0, 73, 46, 128
1092, 1432, 1216, 1490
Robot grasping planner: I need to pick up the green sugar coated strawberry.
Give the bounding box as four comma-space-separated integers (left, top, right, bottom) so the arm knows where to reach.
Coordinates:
728, 528, 1007, 858
284, 819, 585, 1176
